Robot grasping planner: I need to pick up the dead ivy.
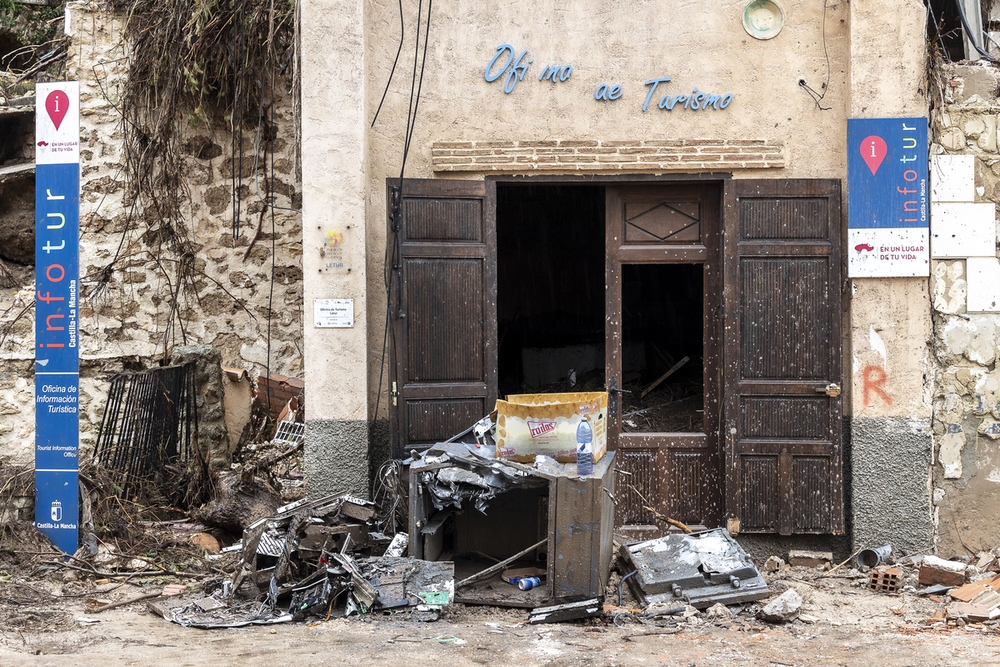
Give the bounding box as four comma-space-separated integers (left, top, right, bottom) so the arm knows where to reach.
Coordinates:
96, 0, 295, 359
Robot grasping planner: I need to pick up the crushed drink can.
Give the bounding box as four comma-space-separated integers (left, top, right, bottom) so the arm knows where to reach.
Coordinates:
517, 576, 542, 591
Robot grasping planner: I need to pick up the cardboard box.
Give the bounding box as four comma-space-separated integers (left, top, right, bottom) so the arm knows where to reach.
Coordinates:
495, 392, 608, 464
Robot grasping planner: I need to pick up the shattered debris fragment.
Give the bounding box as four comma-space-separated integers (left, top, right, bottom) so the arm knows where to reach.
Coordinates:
757, 589, 802, 623
619, 528, 769, 610
919, 556, 967, 588
148, 490, 453, 628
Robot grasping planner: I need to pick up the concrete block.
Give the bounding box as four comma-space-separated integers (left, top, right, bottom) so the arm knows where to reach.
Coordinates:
931, 202, 996, 258
967, 257, 1000, 311
931, 155, 975, 202
788, 550, 833, 568
919, 556, 967, 587
932, 260, 968, 314
868, 567, 903, 593
981, 115, 999, 152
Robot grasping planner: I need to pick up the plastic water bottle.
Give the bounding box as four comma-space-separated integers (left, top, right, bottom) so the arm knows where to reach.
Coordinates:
576, 418, 593, 476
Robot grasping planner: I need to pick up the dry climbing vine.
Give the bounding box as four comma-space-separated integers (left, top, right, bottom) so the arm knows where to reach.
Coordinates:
96, 0, 295, 358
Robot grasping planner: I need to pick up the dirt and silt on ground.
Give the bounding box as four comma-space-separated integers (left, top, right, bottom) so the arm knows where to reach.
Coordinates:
2, 513, 999, 666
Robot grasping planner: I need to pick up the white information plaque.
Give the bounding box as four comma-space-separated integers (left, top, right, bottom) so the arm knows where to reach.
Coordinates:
314, 299, 354, 328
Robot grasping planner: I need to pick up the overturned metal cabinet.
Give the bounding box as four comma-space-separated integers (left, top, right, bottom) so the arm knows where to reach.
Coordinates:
409, 443, 615, 606
621, 528, 768, 609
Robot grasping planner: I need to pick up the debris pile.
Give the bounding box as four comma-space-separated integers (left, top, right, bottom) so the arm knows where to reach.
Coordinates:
148, 492, 454, 628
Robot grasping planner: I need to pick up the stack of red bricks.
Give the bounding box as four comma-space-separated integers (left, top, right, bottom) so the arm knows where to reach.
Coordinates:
256, 373, 304, 421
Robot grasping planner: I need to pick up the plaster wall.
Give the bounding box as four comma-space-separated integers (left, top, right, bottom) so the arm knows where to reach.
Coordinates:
300, 0, 370, 497
300, 0, 935, 504
357, 0, 855, 418
926, 63, 1000, 556
0, 2, 303, 464
844, 0, 934, 555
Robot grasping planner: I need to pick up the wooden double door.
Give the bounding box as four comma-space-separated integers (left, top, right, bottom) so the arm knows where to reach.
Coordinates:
389, 178, 844, 536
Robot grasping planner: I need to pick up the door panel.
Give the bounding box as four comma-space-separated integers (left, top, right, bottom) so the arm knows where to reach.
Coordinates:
388, 178, 497, 456
723, 180, 844, 535
606, 184, 723, 537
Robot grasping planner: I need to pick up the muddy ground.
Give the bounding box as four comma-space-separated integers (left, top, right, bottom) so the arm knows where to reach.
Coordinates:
2, 554, 999, 666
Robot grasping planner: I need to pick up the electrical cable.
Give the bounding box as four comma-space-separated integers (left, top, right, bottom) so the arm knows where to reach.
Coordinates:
618, 570, 637, 607
954, 0, 997, 60
799, 0, 832, 110
986, 29, 1000, 52
374, 0, 434, 459
383, 0, 427, 458
250, 3, 300, 216
371, 0, 405, 128
266, 0, 277, 421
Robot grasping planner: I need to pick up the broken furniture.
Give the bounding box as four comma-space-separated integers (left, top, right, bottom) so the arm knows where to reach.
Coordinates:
409, 442, 615, 607
619, 528, 769, 609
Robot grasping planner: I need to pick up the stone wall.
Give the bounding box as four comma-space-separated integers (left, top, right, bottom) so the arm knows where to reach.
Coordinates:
928, 62, 1000, 556
0, 1, 303, 464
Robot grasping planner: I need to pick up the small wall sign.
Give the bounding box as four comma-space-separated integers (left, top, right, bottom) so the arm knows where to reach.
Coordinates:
847, 117, 929, 278
314, 299, 354, 328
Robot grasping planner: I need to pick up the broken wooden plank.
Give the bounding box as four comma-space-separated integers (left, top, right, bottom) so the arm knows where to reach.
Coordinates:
529, 597, 602, 624
950, 573, 1000, 602
639, 356, 689, 400
456, 538, 547, 589
421, 508, 455, 535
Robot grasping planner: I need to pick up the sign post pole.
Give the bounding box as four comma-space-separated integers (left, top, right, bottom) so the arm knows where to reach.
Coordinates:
34, 81, 81, 555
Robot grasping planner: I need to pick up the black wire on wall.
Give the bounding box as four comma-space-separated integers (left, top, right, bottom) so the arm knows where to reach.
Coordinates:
372, 0, 434, 460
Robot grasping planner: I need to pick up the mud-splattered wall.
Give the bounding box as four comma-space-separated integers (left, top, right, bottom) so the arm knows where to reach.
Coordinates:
928, 62, 1000, 557
0, 3, 302, 463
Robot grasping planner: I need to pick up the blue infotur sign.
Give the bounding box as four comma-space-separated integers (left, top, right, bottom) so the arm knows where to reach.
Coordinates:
847, 117, 929, 278
35, 81, 80, 555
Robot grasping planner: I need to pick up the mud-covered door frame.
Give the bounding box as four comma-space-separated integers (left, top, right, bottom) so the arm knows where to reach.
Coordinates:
722, 180, 845, 535
605, 183, 724, 539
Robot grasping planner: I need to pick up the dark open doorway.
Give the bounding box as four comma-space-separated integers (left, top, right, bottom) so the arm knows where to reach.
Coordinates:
496, 185, 606, 397
496, 183, 708, 424
621, 263, 704, 433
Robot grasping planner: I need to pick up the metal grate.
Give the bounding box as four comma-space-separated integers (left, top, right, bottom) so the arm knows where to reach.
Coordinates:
94, 363, 197, 497
273, 420, 305, 446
